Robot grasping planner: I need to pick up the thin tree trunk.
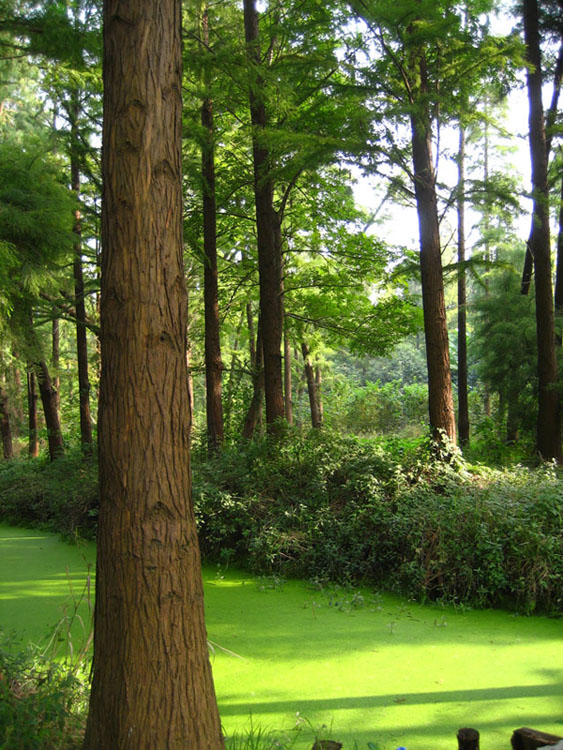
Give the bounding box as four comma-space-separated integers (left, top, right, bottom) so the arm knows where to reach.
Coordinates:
186, 342, 194, 433
506, 396, 519, 444
11, 354, 24, 430
223, 310, 244, 436
523, 0, 561, 462
243, 0, 285, 430
84, 1, 224, 747
201, 7, 224, 454
554, 174, 563, 315
315, 361, 323, 426
27, 369, 39, 458
279, 229, 293, 426
185, 261, 196, 434
71, 103, 94, 453
284, 323, 293, 424
302, 342, 322, 429
247, 300, 256, 366
52, 318, 60, 414
482, 113, 492, 419
296, 356, 306, 431
0, 382, 13, 460
409, 53, 456, 447
36, 360, 64, 461
457, 125, 469, 447
242, 318, 264, 439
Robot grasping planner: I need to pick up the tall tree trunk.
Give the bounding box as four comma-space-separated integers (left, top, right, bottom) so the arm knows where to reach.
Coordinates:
521, 40, 563, 295
523, 0, 562, 462
27, 369, 39, 458
70, 102, 94, 453
457, 125, 470, 447
36, 360, 64, 461
482, 113, 492, 419
84, 2, 224, 748
243, 0, 285, 430
201, 6, 224, 453
0, 382, 13, 460
301, 342, 322, 429
409, 53, 456, 447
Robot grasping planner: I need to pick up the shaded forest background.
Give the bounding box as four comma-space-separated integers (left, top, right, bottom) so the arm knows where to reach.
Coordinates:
0, 0, 561, 465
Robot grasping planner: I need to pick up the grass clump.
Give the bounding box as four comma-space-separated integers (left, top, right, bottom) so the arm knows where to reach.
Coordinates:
0, 635, 88, 750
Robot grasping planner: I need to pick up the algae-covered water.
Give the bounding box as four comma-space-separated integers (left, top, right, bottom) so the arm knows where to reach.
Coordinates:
1, 523, 562, 750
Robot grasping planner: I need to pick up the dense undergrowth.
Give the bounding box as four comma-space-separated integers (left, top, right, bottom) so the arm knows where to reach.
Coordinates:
0, 430, 562, 613
0, 635, 88, 750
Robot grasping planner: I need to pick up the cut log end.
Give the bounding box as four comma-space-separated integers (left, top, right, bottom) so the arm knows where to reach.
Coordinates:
457, 727, 480, 750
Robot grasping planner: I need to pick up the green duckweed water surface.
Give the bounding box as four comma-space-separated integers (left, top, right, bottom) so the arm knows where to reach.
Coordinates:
1, 523, 562, 750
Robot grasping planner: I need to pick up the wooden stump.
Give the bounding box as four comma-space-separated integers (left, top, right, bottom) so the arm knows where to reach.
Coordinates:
511, 728, 563, 750
457, 727, 480, 750
312, 741, 342, 750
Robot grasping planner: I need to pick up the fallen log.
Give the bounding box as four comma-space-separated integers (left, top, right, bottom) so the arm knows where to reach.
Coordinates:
512, 727, 563, 750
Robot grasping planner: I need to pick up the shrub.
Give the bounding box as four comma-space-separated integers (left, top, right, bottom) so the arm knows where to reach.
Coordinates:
192, 431, 563, 613
0, 448, 98, 538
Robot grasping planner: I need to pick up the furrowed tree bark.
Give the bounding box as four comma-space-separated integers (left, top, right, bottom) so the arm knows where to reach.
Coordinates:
70, 100, 94, 453
302, 342, 322, 429
27, 369, 39, 458
36, 360, 64, 461
457, 125, 469, 447
201, 5, 224, 454
243, 0, 285, 430
409, 52, 456, 447
83, 2, 224, 748
523, 0, 562, 462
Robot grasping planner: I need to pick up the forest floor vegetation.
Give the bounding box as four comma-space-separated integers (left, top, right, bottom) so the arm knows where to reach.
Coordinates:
0, 429, 562, 614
